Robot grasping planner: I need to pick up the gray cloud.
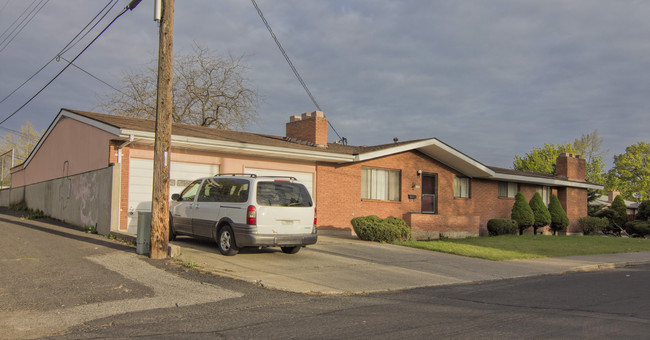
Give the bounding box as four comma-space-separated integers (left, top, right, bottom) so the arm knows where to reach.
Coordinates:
0, 0, 648, 169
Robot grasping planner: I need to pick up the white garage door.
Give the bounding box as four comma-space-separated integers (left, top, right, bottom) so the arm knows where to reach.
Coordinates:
127, 159, 219, 234
244, 167, 314, 198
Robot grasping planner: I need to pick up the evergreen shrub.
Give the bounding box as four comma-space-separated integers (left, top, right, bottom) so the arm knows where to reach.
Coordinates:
578, 216, 609, 235
351, 215, 410, 242
625, 221, 650, 237
511, 192, 534, 235
487, 218, 518, 236
549, 194, 569, 235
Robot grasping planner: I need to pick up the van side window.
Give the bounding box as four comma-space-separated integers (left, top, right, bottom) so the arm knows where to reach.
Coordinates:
197, 178, 249, 203
180, 180, 202, 201
197, 178, 221, 202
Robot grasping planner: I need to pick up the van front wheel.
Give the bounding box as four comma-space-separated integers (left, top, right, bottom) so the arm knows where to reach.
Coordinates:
217, 225, 239, 256
281, 246, 301, 254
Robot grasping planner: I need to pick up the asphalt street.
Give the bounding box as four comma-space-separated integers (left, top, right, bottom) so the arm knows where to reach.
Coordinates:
1, 210, 650, 339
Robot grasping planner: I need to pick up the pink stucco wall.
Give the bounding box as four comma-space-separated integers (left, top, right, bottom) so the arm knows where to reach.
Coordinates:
12, 117, 116, 187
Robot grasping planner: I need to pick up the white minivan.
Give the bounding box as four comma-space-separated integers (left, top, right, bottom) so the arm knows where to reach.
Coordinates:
169, 174, 317, 255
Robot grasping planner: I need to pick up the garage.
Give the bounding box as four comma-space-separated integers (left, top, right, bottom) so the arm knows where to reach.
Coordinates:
127, 159, 219, 233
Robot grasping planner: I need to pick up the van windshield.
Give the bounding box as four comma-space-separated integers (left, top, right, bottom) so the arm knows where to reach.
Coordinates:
256, 181, 313, 207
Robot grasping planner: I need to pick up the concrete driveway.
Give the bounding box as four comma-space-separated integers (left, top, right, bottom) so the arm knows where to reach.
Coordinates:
172, 235, 650, 294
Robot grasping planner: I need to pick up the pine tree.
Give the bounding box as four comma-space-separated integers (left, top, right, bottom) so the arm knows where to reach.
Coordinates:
610, 195, 628, 227
511, 192, 535, 235
529, 193, 551, 234
548, 194, 569, 235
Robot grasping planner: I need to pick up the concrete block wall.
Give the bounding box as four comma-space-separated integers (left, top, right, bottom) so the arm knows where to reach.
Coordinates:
1, 166, 118, 235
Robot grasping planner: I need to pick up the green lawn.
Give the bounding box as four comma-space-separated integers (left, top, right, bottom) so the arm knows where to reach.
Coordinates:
395, 235, 650, 261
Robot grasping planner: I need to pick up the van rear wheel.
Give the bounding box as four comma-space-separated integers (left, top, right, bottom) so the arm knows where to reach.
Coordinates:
217, 225, 239, 256
281, 246, 301, 254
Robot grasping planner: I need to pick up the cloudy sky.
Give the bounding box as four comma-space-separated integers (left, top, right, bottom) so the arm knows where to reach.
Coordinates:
0, 0, 648, 169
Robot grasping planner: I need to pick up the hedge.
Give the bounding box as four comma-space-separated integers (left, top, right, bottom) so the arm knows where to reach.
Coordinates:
578, 216, 609, 235
487, 218, 518, 236
625, 221, 650, 237
350, 215, 410, 242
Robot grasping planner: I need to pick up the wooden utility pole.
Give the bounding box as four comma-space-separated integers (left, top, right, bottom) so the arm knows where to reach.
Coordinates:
150, 0, 174, 259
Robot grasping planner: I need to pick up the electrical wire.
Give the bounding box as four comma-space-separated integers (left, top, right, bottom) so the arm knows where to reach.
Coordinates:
0, 0, 48, 54
0, 0, 141, 126
250, 0, 345, 143
0, 0, 118, 105
0, 0, 37, 42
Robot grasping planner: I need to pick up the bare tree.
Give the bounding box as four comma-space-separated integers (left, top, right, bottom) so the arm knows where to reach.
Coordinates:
0, 121, 44, 164
98, 44, 259, 130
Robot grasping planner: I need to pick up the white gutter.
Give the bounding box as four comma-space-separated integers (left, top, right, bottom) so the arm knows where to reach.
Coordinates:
116, 134, 134, 163
119, 130, 356, 163
493, 173, 604, 190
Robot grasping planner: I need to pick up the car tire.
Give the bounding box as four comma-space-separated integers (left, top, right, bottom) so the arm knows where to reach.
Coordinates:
281, 246, 301, 254
169, 214, 177, 241
217, 225, 239, 256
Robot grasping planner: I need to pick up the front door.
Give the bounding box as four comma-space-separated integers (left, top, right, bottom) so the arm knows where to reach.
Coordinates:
421, 174, 437, 213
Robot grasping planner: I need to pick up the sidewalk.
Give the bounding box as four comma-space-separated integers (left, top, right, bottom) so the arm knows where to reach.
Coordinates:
172, 235, 650, 294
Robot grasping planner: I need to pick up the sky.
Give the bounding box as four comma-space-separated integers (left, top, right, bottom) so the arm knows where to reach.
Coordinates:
0, 0, 648, 170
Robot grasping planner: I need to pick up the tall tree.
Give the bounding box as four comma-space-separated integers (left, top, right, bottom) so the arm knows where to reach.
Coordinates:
572, 130, 605, 185
606, 142, 650, 201
513, 130, 605, 185
513, 143, 576, 175
98, 44, 259, 130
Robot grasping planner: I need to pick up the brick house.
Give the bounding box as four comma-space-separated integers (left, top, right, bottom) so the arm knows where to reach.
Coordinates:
7, 108, 601, 237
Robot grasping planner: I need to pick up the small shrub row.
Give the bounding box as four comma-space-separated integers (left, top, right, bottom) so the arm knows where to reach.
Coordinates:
351, 215, 410, 242
578, 216, 609, 235
625, 221, 650, 237
487, 218, 518, 236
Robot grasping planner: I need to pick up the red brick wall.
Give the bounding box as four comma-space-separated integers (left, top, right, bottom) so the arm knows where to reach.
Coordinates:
316, 150, 588, 238
557, 187, 587, 234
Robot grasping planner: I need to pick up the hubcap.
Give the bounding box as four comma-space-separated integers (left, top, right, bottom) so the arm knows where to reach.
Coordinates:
220, 231, 231, 250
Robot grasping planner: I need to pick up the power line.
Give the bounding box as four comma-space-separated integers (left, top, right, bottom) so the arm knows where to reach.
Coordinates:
250, 0, 345, 143
0, 0, 119, 105
0, 0, 49, 54
0, 0, 142, 126
0, 0, 37, 42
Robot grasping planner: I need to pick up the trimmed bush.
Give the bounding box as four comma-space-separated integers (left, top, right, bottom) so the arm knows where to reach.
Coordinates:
511, 192, 534, 235
578, 216, 609, 235
625, 220, 650, 237
636, 200, 650, 221
549, 194, 569, 235
351, 215, 410, 242
529, 192, 551, 234
487, 218, 518, 236
610, 195, 628, 226
384, 216, 411, 240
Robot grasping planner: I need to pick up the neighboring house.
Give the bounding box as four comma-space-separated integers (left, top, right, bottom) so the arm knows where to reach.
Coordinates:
592, 190, 640, 221
5, 108, 602, 237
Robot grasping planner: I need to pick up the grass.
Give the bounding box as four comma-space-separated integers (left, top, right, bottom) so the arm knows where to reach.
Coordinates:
395, 235, 650, 261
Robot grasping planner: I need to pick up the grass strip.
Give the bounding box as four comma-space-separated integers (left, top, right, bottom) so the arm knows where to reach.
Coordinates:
395, 235, 650, 261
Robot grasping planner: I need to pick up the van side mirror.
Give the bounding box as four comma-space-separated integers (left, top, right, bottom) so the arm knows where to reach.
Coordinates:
171, 193, 180, 201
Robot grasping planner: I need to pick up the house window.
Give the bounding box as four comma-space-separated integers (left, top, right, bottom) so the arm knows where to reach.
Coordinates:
537, 185, 551, 206
498, 182, 518, 198
453, 176, 470, 198
361, 167, 400, 201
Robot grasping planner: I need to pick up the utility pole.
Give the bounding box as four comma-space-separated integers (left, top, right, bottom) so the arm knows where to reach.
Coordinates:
150, 0, 174, 259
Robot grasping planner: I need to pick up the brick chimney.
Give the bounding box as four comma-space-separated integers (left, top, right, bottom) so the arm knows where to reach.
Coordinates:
285, 111, 328, 147
555, 153, 586, 181
608, 190, 620, 203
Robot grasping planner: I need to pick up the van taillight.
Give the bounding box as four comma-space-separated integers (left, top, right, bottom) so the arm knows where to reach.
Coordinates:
313, 207, 317, 226
247, 205, 257, 225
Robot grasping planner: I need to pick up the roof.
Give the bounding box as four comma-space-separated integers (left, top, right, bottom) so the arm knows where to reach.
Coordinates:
20, 108, 604, 190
